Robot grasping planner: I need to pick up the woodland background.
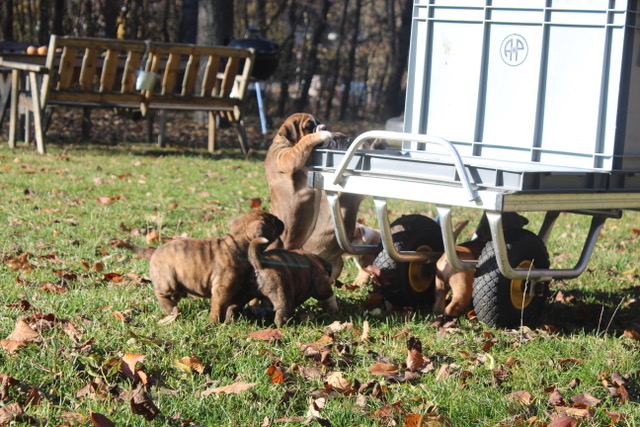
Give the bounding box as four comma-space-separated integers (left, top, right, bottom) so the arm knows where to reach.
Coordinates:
0, 0, 412, 124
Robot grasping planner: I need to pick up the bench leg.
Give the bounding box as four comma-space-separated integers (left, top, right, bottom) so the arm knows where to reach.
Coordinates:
156, 110, 167, 147
208, 111, 217, 153
236, 119, 249, 155
28, 72, 46, 154
8, 70, 19, 149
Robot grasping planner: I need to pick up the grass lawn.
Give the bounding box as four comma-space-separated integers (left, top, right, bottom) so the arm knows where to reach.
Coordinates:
0, 136, 639, 426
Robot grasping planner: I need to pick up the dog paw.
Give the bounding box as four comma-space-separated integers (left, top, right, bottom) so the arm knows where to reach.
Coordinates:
317, 130, 333, 142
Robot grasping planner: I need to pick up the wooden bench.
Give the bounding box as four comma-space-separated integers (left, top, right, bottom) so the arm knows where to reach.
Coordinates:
0, 35, 255, 154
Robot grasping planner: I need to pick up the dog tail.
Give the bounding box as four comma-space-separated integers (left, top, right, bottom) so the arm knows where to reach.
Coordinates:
109, 239, 156, 261
248, 237, 270, 271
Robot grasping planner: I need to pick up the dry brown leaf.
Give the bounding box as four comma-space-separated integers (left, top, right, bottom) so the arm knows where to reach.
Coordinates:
505, 390, 533, 407
247, 328, 283, 341
7, 319, 39, 342
570, 392, 601, 407
145, 231, 160, 244
325, 371, 354, 393
0, 403, 31, 425
58, 412, 87, 426
266, 365, 285, 383
553, 406, 595, 419
0, 339, 27, 353
369, 363, 398, 376
548, 415, 579, 427
6, 253, 34, 273
360, 320, 370, 342
548, 388, 567, 406
298, 366, 323, 381
201, 381, 259, 395
130, 385, 160, 421
174, 356, 205, 374
120, 353, 146, 381
90, 411, 116, 427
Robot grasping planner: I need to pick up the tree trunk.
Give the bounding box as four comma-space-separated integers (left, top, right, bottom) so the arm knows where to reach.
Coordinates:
380, 0, 412, 120
339, 0, 361, 121
180, 0, 198, 43
276, 0, 298, 117
198, 0, 234, 46
1, 0, 13, 41
102, 0, 119, 38
322, 0, 349, 119
53, 0, 65, 36
294, 0, 332, 112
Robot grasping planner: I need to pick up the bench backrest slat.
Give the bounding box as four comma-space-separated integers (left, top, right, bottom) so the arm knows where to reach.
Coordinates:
100, 49, 119, 91
79, 48, 98, 90
182, 54, 201, 96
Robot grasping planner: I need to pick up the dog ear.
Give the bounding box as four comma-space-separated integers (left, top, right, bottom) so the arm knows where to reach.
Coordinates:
278, 118, 300, 144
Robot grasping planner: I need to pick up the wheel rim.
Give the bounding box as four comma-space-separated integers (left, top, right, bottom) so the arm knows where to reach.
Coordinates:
510, 260, 534, 309
407, 245, 434, 293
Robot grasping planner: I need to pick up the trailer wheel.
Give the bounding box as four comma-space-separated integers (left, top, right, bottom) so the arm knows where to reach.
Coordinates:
472, 229, 550, 328
372, 214, 444, 308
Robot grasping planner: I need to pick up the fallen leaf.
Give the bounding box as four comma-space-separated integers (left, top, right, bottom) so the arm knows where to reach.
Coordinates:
548, 415, 579, 427
57, 412, 87, 426
130, 384, 160, 420
250, 198, 262, 208
406, 336, 424, 371
506, 390, 533, 407
90, 411, 116, 427
0, 402, 36, 425
0, 339, 28, 353
369, 363, 398, 376
145, 231, 160, 244
298, 366, 323, 381
570, 392, 601, 407
266, 365, 285, 383
201, 381, 259, 395
360, 320, 370, 342
174, 356, 205, 374
120, 353, 146, 381
7, 319, 39, 342
248, 328, 283, 341
325, 371, 354, 393
548, 388, 567, 406
553, 406, 595, 419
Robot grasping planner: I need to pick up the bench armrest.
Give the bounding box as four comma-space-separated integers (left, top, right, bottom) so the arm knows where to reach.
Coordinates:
0, 59, 48, 74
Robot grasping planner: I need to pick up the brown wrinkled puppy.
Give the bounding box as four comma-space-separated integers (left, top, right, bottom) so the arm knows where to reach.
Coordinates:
265, 113, 333, 250
434, 213, 530, 317
248, 236, 338, 326
114, 209, 284, 323
266, 113, 369, 282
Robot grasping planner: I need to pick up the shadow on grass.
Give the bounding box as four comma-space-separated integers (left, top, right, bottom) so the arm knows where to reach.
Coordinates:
539, 285, 640, 335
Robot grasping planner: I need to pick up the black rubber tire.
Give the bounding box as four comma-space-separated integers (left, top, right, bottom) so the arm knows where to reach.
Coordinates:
472, 228, 550, 328
372, 214, 444, 308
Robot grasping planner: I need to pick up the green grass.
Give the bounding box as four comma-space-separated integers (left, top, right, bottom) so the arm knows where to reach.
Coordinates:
1, 140, 639, 426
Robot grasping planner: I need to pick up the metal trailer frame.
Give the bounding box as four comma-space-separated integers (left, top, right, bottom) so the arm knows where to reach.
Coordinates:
308, 130, 640, 299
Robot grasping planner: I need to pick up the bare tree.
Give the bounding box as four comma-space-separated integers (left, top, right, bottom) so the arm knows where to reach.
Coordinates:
380, 0, 412, 120
276, 0, 298, 117
198, 0, 234, 46
339, 0, 362, 120
294, 0, 332, 112
1, 0, 14, 41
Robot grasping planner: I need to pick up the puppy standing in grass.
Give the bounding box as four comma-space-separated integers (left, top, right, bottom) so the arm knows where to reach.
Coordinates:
248, 236, 338, 326
113, 209, 284, 323
265, 113, 334, 250
265, 113, 368, 282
